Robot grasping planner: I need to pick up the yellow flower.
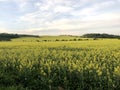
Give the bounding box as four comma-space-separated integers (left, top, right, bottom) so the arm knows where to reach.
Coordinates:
97, 70, 102, 76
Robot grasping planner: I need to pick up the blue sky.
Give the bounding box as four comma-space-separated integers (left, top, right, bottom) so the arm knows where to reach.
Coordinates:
0, 0, 120, 35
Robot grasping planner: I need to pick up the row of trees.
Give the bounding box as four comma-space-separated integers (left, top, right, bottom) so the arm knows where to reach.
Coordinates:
82, 33, 120, 38
0, 33, 120, 41
41, 38, 89, 42
0, 33, 39, 41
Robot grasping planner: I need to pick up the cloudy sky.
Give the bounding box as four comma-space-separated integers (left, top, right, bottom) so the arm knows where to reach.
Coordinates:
0, 0, 120, 35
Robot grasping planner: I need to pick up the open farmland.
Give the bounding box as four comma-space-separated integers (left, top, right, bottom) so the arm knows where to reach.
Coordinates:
0, 39, 120, 90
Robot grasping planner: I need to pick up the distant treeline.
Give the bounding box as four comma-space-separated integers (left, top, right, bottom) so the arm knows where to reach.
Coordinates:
82, 33, 120, 39
0, 33, 39, 41
0, 33, 120, 41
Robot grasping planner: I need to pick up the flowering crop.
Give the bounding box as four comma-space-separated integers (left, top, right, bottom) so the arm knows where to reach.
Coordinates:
0, 39, 120, 90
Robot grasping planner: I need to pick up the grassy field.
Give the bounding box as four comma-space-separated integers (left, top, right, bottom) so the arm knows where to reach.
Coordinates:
0, 38, 120, 90
11, 36, 92, 42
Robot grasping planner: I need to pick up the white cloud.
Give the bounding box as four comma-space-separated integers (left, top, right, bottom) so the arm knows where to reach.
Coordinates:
0, 0, 8, 1
82, 13, 120, 21
72, 0, 116, 17
20, 0, 118, 23
19, 2, 27, 10
54, 6, 73, 13
20, 9, 120, 34
0, 0, 29, 11
1, 0, 120, 35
